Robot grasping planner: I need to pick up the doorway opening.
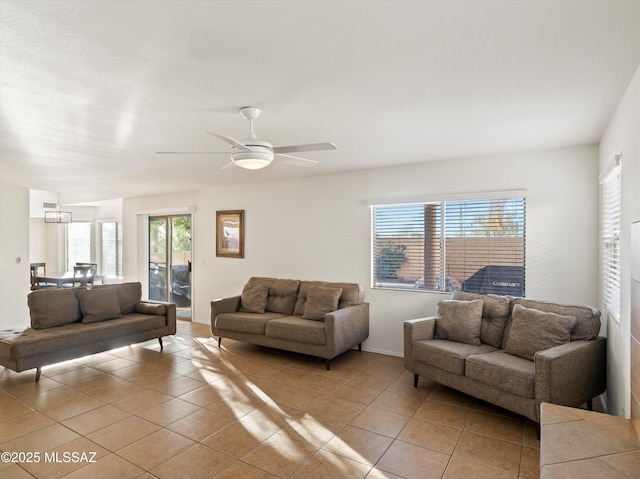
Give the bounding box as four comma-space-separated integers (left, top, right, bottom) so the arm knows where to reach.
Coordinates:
149, 215, 192, 320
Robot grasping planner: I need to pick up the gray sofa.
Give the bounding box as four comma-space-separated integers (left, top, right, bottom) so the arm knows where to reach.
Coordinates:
404, 290, 606, 424
211, 277, 369, 369
0, 282, 176, 381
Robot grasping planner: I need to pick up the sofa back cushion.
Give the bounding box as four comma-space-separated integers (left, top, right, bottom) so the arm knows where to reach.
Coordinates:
293, 281, 364, 316
509, 298, 600, 343
28, 288, 83, 329
451, 290, 511, 348
93, 282, 142, 314
266, 279, 300, 315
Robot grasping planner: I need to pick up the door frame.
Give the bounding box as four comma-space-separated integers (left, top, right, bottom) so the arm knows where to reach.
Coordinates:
136, 207, 195, 320
149, 214, 192, 317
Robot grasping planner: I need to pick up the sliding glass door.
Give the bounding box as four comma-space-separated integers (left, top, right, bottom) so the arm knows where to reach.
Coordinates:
149, 215, 192, 319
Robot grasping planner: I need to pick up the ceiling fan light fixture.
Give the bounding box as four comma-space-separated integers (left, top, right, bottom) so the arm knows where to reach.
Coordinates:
231, 143, 274, 169
234, 158, 272, 169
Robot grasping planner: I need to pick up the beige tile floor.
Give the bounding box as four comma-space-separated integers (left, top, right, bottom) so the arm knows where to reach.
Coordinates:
1, 320, 541, 479
539, 403, 640, 478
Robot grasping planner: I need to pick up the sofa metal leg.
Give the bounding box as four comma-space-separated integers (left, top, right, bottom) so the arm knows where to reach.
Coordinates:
413, 373, 419, 388
217, 337, 222, 348
358, 343, 362, 351
587, 398, 593, 411
158, 337, 163, 350
325, 359, 331, 370
35, 367, 41, 382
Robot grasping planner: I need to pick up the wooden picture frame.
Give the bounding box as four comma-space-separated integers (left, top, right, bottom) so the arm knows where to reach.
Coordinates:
216, 210, 244, 258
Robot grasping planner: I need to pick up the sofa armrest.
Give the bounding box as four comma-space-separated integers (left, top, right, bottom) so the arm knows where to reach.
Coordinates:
211, 296, 241, 317
324, 302, 369, 357
403, 317, 437, 372
210, 296, 241, 335
139, 300, 176, 333
404, 317, 437, 341
535, 337, 607, 410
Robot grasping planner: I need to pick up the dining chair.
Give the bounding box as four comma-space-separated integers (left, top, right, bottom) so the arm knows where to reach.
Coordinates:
29, 265, 39, 290
29, 263, 54, 289
72, 265, 96, 287
76, 262, 102, 284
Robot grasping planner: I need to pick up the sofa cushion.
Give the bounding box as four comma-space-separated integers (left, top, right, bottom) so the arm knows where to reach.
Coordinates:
93, 282, 142, 314
466, 350, 535, 398
266, 279, 300, 315
503, 304, 577, 361
215, 312, 285, 335
28, 288, 83, 329
76, 288, 122, 324
293, 281, 363, 316
265, 316, 326, 345
435, 299, 483, 345
239, 282, 269, 314
302, 286, 343, 320
412, 339, 497, 375
451, 290, 511, 348
4, 314, 166, 360
508, 298, 600, 343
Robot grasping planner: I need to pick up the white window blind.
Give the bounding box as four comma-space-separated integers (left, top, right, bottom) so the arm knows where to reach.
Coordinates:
602, 160, 621, 321
65, 222, 91, 270
372, 197, 526, 295
100, 221, 123, 278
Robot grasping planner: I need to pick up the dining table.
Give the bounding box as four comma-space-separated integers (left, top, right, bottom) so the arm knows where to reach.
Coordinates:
36, 271, 78, 288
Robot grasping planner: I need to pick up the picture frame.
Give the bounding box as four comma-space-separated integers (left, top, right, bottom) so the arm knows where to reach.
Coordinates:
216, 210, 244, 258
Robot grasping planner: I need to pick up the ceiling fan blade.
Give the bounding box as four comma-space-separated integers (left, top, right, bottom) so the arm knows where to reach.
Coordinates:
156, 151, 228, 154
221, 161, 236, 170
273, 142, 337, 154
276, 153, 319, 167
207, 131, 252, 151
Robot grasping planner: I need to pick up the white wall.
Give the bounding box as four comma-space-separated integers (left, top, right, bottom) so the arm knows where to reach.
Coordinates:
28, 200, 124, 272
0, 181, 30, 329
599, 67, 640, 418
123, 144, 600, 356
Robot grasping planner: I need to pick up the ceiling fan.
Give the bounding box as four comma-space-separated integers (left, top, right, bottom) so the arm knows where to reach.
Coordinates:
157, 106, 336, 170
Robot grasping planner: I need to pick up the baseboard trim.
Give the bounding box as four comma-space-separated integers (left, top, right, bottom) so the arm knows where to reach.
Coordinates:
360, 346, 403, 358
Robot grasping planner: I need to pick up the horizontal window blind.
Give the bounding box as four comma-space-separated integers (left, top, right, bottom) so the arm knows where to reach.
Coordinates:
602, 163, 621, 320
101, 221, 123, 277
65, 222, 91, 271
372, 197, 526, 295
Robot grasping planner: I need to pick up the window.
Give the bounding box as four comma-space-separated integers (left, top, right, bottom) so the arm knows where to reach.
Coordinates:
100, 221, 123, 278
372, 197, 526, 295
602, 158, 621, 321
65, 222, 91, 270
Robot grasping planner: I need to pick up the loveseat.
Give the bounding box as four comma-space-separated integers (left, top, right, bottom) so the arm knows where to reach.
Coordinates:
0, 282, 176, 381
211, 277, 369, 369
404, 290, 606, 424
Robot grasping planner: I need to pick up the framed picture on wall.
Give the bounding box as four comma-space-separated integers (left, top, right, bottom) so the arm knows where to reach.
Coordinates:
216, 210, 244, 258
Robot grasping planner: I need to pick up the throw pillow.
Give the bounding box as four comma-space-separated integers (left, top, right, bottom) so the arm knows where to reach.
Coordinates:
302, 286, 343, 320
503, 304, 577, 361
435, 299, 484, 345
239, 282, 269, 313
76, 287, 122, 324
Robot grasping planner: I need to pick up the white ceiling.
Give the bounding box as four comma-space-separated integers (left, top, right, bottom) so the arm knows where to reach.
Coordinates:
1, 0, 639, 204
